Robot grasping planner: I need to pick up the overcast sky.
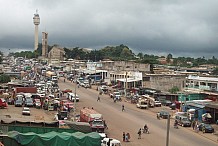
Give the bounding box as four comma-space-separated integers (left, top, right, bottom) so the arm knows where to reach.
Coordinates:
0, 0, 218, 58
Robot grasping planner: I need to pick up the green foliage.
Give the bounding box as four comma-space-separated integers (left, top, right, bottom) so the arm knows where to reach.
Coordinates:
168, 86, 179, 94
166, 54, 173, 64
212, 68, 218, 75
0, 51, 3, 63
12, 51, 36, 59
0, 74, 11, 83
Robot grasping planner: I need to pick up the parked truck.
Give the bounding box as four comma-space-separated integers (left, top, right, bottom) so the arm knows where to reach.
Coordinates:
136, 98, 148, 109
80, 107, 105, 132
46, 71, 58, 82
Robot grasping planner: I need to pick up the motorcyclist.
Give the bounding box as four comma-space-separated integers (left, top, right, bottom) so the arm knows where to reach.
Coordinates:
143, 124, 148, 133
174, 120, 178, 128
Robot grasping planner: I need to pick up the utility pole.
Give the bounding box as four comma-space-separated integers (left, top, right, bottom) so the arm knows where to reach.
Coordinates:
166, 114, 170, 146
73, 61, 77, 121
125, 72, 127, 97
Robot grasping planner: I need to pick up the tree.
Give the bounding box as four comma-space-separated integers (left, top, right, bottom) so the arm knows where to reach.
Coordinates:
212, 68, 218, 75
166, 53, 173, 64
168, 86, 179, 94
137, 53, 143, 59
0, 74, 11, 83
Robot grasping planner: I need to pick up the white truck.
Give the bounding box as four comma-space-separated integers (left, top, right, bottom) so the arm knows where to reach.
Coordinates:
136, 99, 148, 109
101, 138, 121, 146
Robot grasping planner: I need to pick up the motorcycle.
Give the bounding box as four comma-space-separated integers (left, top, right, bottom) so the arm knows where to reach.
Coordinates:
143, 128, 150, 134
174, 122, 179, 129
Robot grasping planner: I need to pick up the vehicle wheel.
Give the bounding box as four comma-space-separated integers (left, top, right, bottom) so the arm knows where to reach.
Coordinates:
182, 124, 184, 127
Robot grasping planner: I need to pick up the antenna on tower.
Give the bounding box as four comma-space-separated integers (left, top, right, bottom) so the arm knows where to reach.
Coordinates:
36, 9, 38, 14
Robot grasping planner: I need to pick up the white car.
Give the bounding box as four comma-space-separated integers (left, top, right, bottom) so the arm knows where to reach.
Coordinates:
67, 92, 79, 102
22, 107, 30, 116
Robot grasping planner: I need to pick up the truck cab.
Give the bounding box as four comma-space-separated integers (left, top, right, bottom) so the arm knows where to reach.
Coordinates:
91, 119, 105, 133
101, 138, 121, 146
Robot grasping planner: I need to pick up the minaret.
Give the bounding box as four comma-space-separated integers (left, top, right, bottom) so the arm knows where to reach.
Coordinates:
33, 10, 40, 51
42, 32, 48, 57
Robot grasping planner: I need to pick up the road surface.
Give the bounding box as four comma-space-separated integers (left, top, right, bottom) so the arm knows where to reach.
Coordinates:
59, 78, 218, 146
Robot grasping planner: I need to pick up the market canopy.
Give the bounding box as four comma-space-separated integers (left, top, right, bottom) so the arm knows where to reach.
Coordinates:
8, 131, 101, 146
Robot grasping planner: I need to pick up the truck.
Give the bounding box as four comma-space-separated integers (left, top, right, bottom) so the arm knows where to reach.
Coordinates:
136, 98, 148, 109
46, 71, 58, 82
80, 107, 105, 132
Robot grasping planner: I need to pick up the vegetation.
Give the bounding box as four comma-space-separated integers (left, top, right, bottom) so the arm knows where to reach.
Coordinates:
0, 74, 11, 83
6, 43, 218, 68
0, 51, 3, 63
168, 86, 180, 94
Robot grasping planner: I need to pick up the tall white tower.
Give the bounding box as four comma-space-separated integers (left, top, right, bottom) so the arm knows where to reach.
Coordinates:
33, 10, 40, 51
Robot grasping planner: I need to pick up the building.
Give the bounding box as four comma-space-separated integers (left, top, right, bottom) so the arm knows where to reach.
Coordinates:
42, 32, 48, 57
143, 74, 187, 92
33, 10, 40, 51
48, 46, 65, 64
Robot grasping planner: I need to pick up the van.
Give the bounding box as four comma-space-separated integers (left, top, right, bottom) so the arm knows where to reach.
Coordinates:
101, 138, 121, 146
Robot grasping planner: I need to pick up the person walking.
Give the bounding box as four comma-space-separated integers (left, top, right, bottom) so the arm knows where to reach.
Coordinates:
97, 95, 100, 102
122, 104, 125, 112
192, 121, 195, 130
138, 128, 142, 139
123, 132, 126, 142
126, 133, 130, 142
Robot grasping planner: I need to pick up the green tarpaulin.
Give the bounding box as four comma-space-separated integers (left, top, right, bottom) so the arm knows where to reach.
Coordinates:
8, 131, 101, 146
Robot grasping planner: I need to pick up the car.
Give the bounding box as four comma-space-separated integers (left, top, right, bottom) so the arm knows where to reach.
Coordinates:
154, 100, 162, 107
67, 92, 79, 102
162, 100, 172, 106
159, 111, 170, 119
7, 98, 14, 105
175, 115, 191, 127
15, 99, 23, 107
169, 103, 176, 110
22, 107, 30, 116
25, 99, 34, 107
198, 123, 214, 133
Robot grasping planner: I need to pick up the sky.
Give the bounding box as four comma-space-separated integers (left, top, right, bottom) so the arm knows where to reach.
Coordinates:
0, 0, 218, 58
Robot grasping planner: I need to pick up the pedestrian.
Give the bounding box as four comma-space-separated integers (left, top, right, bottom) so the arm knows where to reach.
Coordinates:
192, 121, 195, 130
126, 133, 130, 142
138, 128, 142, 139
122, 104, 125, 112
123, 132, 125, 142
97, 95, 100, 102
104, 120, 108, 129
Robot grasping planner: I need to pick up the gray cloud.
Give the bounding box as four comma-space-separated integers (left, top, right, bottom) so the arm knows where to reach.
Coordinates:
0, 0, 218, 58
